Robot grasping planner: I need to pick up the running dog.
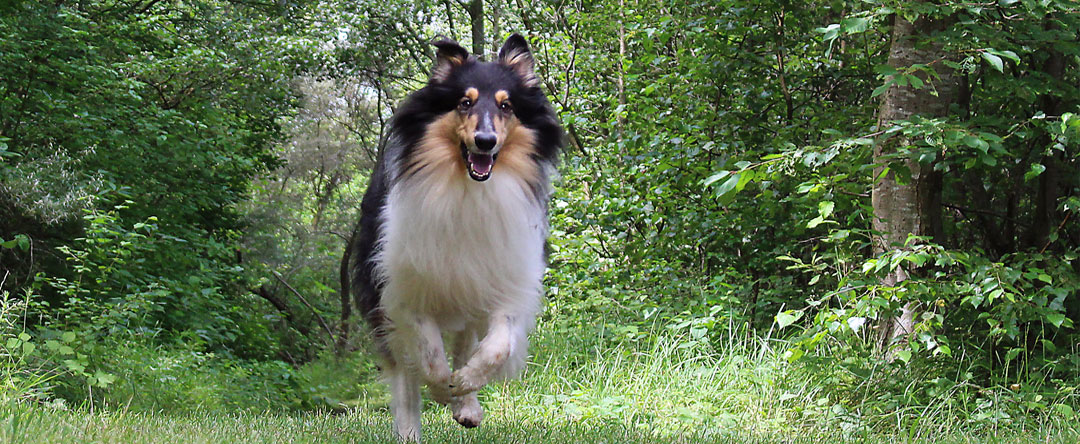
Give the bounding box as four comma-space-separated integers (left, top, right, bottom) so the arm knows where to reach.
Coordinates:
343, 34, 563, 441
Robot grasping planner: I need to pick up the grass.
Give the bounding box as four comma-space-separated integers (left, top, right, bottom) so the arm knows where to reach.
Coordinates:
3, 401, 1078, 444
4, 316, 1080, 443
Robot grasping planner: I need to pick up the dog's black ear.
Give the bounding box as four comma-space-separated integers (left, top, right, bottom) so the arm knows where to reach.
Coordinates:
431, 37, 470, 83
498, 33, 539, 88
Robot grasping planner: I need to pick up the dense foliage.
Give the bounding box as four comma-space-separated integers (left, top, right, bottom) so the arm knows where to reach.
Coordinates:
1, 0, 1078, 436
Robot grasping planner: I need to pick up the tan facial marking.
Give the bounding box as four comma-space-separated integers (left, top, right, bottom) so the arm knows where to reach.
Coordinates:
407, 110, 543, 188
493, 114, 506, 141
495, 90, 509, 104
458, 113, 479, 148
493, 116, 543, 187
464, 87, 479, 102
408, 112, 466, 178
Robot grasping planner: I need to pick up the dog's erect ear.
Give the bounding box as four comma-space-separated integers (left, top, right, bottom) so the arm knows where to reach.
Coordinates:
431, 37, 470, 83
498, 34, 539, 88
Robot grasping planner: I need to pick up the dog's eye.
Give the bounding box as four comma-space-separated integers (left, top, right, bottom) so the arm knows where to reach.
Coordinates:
499, 101, 512, 112
460, 99, 473, 109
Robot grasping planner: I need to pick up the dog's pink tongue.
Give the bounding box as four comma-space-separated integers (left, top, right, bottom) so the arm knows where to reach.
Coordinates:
468, 153, 494, 175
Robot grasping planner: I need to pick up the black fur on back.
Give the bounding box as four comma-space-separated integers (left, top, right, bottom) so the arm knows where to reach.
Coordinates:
341, 35, 563, 357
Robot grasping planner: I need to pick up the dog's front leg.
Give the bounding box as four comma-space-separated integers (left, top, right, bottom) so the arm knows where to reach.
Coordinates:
450, 312, 526, 396
414, 316, 452, 405
386, 360, 422, 442
450, 329, 483, 427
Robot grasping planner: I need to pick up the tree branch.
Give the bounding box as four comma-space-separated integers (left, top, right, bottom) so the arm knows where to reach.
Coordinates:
272, 271, 337, 343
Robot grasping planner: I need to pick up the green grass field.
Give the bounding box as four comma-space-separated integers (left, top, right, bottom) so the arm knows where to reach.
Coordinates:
2, 401, 1078, 444
4, 317, 1079, 443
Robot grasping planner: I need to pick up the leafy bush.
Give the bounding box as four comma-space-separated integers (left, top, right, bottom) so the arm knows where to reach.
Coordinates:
57, 337, 306, 413
0, 275, 106, 404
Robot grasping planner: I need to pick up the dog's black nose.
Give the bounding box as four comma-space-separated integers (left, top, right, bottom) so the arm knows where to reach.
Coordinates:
474, 133, 497, 152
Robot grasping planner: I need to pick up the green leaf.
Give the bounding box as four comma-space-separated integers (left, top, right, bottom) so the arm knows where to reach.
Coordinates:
816, 24, 840, 41
963, 135, 990, 152
735, 169, 755, 190
818, 201, 835, 218
1025, 164, 1046, 182
15, 234, 29, 251
861, 260, 876, 273
874, 65, 898, 76
905, 253, 929, 267
847, 316, 866, 333
93, 371, 117, 388
987, 49, 1020, 64
775, 311, 802, 329
840, 17, 869, 34
704, 170, 731, 187
935, 345, 952, 356
981, 52, 1003, 72
1053, 404, 1075, 418
715, 174, 740, 200
871, 82, 891, 98
1046, 312, 1066, 328
895, 349, 912, 363
906, 74, 924, 90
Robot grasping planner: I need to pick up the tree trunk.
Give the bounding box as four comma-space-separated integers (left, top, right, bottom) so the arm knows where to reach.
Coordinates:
443, 0, 457, 40
490, 0, 501, 54
337, 236, 354, 355
1026, 22, 1066, 251
616, 0, 626, 142
469, 0, 484, 58
872, 11, 957, 353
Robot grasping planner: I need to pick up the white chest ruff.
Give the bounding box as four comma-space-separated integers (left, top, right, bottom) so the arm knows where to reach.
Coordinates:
377, 169, 548, 319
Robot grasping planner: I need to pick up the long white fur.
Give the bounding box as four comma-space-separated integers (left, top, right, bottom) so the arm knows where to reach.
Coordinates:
375, 150, 549, 440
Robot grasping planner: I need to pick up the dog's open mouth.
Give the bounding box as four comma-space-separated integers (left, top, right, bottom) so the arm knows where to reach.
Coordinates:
462, 143, 496, 182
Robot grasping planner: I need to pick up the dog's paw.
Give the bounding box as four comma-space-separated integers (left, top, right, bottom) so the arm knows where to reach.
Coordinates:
428, 385, 452, 406
423, 366, 452, 405
449, 368, 485, 396
451, 396, 484, 428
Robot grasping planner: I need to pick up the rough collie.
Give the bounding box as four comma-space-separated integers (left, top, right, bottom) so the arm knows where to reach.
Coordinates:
343, 34, 563, 441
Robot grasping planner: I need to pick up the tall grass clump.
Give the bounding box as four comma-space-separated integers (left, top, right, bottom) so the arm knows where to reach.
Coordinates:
0, 288, 61, 404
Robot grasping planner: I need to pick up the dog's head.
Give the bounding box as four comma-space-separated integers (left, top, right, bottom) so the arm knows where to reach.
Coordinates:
428, 34, 541, 182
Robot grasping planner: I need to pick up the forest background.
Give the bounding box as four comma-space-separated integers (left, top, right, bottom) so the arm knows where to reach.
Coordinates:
1, 0, 1079, 442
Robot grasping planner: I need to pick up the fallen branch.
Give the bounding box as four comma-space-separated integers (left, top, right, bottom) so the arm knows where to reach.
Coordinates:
272, 271, 337, 344
252, 285, 309, 336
